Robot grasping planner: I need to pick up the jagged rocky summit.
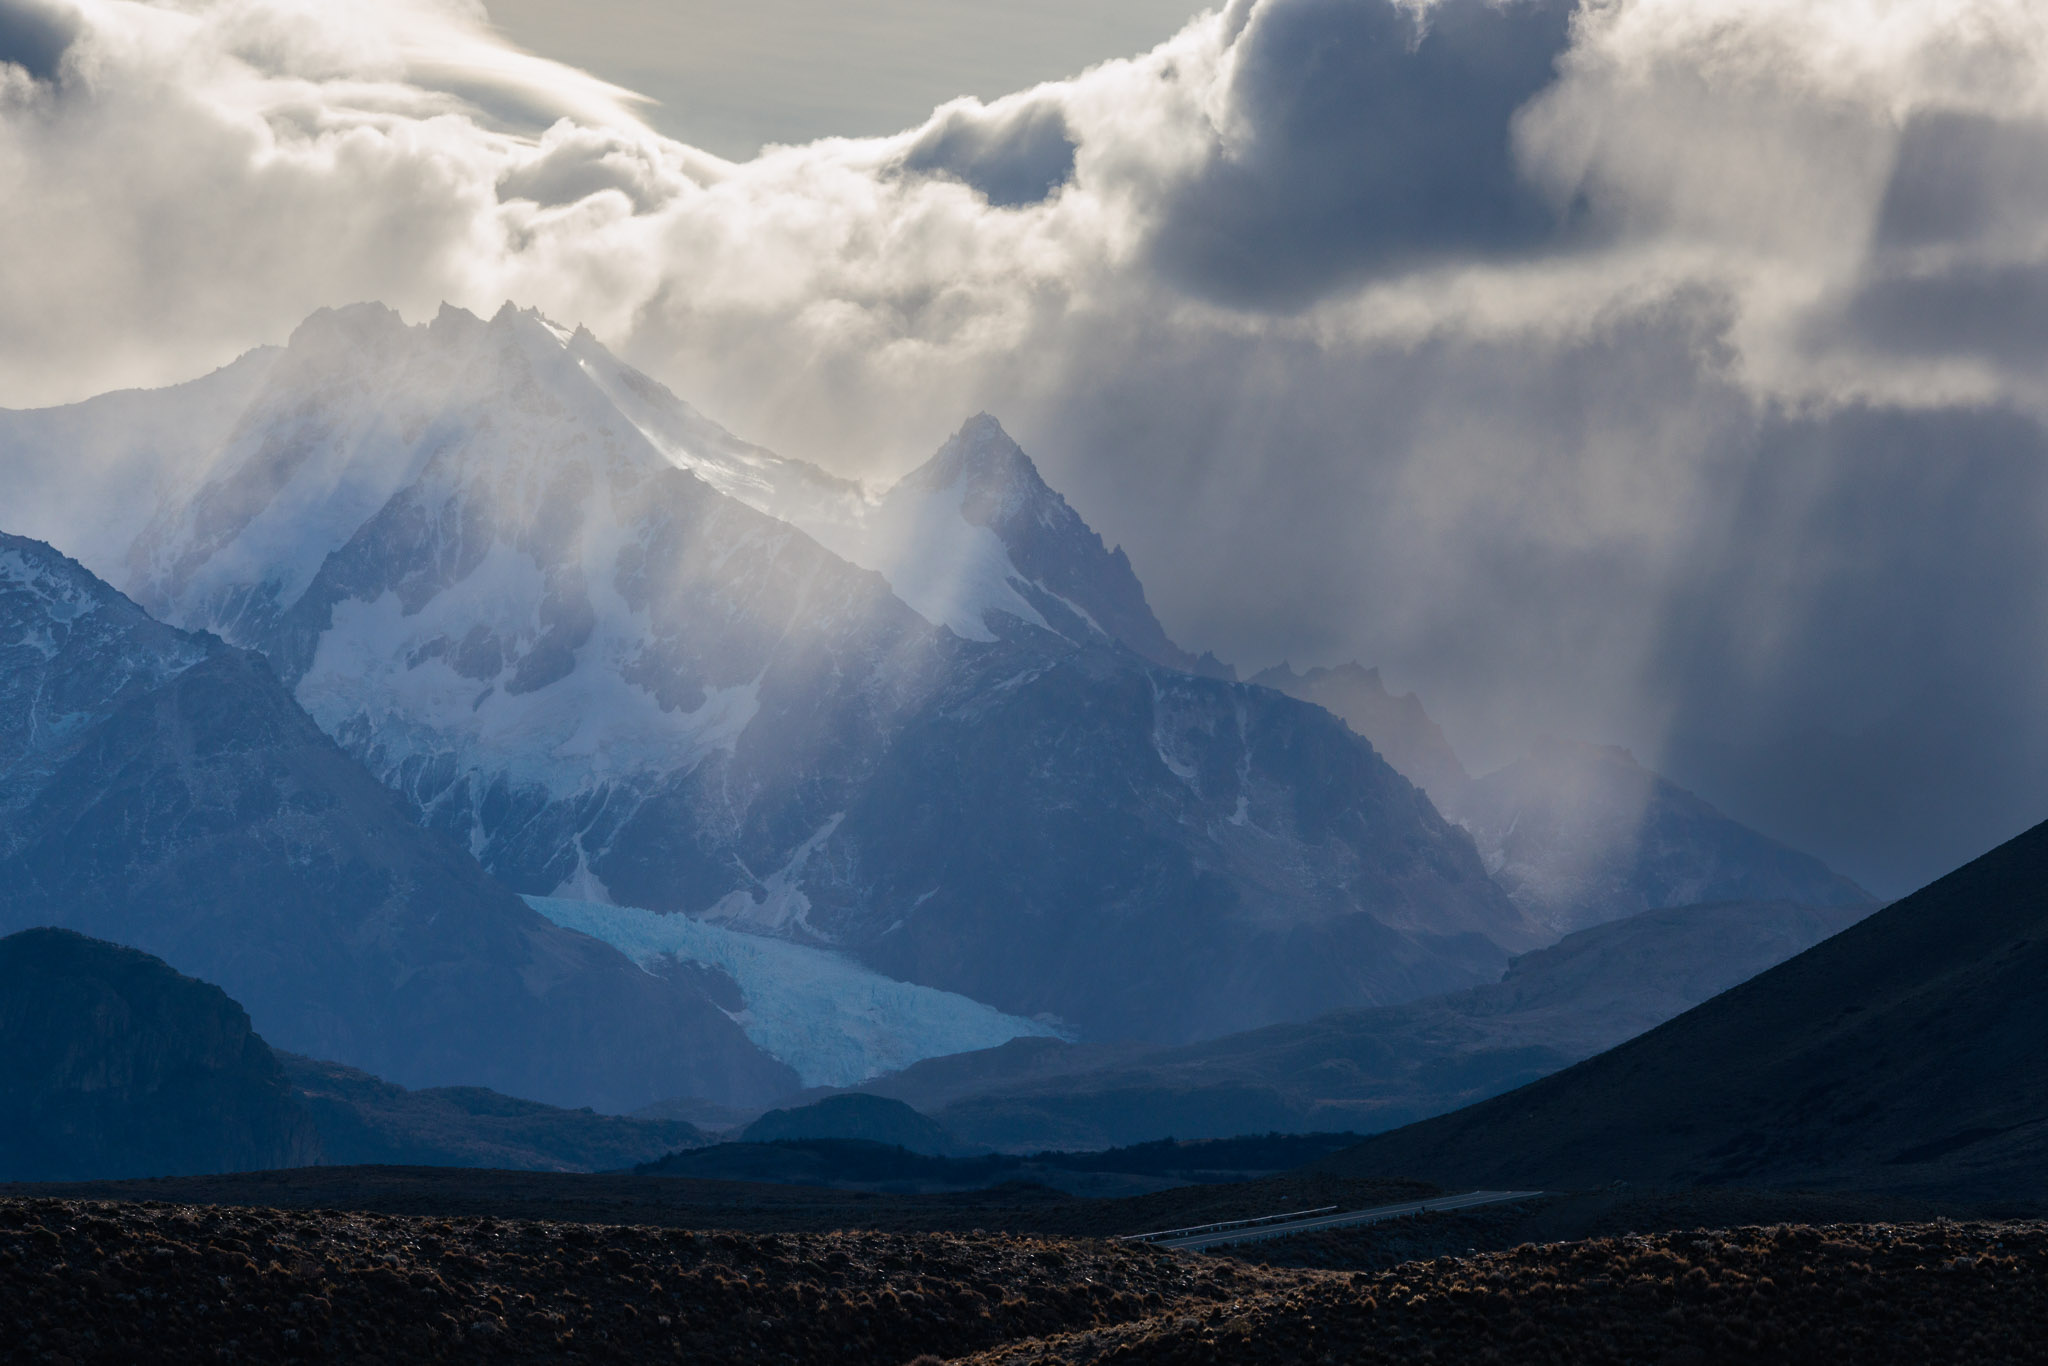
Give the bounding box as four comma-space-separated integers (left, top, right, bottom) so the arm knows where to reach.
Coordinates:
0, 301, 1539, 1047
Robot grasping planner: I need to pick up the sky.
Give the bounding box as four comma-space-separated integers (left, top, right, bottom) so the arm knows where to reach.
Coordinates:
2, 0, 2047, 895
483, 0, 1212, 159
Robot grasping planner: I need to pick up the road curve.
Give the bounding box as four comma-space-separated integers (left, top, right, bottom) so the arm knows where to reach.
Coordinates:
1156, 1189, 1544, 1252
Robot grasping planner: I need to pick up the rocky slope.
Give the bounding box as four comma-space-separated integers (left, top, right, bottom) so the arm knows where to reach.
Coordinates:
1324, 815, 2048, 1201
3, 302, 1538, 1044
0, 531, 796, 1111
0, 928, 320, 1181
1249, 661, 1468, 804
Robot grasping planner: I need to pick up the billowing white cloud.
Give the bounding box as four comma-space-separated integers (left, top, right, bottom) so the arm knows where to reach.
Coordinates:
5, 0, 2048, 892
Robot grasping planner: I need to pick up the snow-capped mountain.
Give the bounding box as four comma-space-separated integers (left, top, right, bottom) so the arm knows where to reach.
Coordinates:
803, 414, 1230, 675
0, 531, 797, 1111
0, 302, 1540, 1044
578, 355, 1225, 672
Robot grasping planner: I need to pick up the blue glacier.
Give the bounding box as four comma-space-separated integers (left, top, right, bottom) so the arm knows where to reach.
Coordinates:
524, 896, 1065, 1088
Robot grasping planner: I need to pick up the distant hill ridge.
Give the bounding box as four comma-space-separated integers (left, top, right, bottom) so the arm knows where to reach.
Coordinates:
0, 928, 724, 1181
0, 928, 320, 1181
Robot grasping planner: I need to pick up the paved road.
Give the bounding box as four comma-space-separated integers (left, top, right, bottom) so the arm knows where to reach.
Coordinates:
1155, 1189, 1544, 1252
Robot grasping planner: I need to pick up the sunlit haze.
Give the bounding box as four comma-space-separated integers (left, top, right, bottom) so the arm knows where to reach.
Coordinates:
3, 0, 2047, 895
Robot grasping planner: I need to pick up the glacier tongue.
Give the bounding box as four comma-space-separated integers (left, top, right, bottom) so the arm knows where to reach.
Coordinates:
524, 895, 1064, 1088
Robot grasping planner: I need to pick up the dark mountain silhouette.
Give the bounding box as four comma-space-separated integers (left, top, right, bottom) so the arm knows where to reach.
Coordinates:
741, 1093, 963, 1156
1320, 817, 2048, 1204
0, 928, 321, 1181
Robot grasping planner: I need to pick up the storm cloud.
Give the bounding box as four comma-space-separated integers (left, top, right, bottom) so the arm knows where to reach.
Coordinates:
901, 98, 1077, 207
3, 0, 2047, 893
1151, 0, 1578, 307
0, 0, 75, 82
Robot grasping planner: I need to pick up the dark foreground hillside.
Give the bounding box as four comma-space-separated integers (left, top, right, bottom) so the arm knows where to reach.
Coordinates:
963, 1219, 2048, 1366
1325, 816, 2048, 1200
3, 1197, 2042, 1364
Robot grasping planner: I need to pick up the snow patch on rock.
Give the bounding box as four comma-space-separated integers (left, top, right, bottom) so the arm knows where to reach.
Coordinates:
297, 542, 759, 802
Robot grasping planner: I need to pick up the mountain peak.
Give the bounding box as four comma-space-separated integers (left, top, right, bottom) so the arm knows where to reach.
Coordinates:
285, 301, 408, 356
901, 413, 1052, 524
868, 416, 1225, 672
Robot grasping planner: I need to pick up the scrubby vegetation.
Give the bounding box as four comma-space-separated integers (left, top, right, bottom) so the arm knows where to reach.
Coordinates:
968, 1220, 2048, 1365
3, 1197, 2042, 1364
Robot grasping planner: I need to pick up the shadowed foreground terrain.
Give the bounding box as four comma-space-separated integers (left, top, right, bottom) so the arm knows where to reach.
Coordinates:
3, 1196, 2042, 1364
1324, 817, 2048, 1200
962, 1219, 2048, 1366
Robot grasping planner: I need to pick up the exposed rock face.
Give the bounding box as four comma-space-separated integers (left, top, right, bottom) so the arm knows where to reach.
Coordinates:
854, 414, 1227, 675
0, 927, 321, 1181
0, 531, 797, 1111
812, 644, 1537, 1040
6, 303, 1539, 1045
1249, 661, 1469, 806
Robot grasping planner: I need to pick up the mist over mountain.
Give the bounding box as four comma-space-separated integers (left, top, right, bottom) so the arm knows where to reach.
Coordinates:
5, 3, 2047, 1358
1454, 739, 1871, 936
0, 301, 1542, 1049
1252, 663, 1869, 936
840, 415, 1230, 677
4, 0, 2047, 895
1250, 663, 1468, 807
